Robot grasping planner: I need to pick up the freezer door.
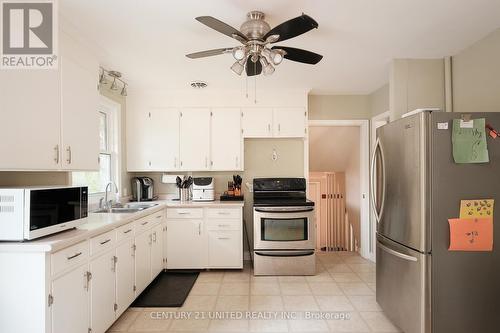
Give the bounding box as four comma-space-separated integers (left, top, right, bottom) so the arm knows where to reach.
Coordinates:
376, 234, 430, 333
431, 112, 500, 333
374, 112, 430, 252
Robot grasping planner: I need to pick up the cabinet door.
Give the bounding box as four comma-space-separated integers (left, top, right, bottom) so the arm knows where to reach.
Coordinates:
0, 69, 61, 170
241, 108, 273, 138
166, 219, 206, 269
51, 263, 89, 333
150, 223, 164, 278
135, 230, 152, 295
179, 108, 211, 171
208, 230, 242, 268
116, 238, 135, 317
273, 108, 307, 138
150, 108, 180, 171
162, 221, 168, 269
126, 109, 151, 171
211, 108, 242, 170
60, 56, 100, 170
89, 249, 116, 333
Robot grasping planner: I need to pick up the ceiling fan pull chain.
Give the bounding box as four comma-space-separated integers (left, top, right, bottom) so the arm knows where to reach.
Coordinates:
254, 74, 257, 104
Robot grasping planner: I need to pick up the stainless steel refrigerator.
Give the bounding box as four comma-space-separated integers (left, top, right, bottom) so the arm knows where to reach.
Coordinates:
372, 111, 500, 333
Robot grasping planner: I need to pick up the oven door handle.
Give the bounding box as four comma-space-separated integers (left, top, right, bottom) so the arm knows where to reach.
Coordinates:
254, 207, 314, 213
255, 250, 315, 257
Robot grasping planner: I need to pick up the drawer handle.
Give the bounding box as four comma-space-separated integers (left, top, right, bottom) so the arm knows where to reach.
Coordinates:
156, 215, 162, 219
217, 237, 230, 240
141, 221, 149, 225
218, 224, 230, 227
100, 239, 111, 245
67, 252, 82, 260
218, 212, 231, 215
123, 229, 132, 234
178, 212, 190, 215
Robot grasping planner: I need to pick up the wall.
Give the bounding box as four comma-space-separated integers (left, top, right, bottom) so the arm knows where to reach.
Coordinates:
308, 95, 371, 120
309, 126, 361, 242
369, 84, 389, 117
452, 28, 500, 113
389, 59, 445, 120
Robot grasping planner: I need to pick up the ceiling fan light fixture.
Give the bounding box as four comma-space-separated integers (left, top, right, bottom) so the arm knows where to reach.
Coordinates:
230, 60, 245, 75
270, 49, 285, 65
259, 57, 275, 76
232, 46, 246, 61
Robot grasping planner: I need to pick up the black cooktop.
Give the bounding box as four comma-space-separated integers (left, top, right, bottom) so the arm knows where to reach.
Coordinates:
252, 178, 315, 207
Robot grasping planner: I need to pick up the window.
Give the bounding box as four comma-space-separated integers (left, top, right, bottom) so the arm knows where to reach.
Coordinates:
72, 99, 120, 196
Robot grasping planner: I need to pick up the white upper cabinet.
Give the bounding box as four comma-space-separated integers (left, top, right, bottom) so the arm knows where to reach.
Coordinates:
241, 108, 273, 138
211, 108, 242, 171
180, 108, 211, 171
0, 31, 100, 171
151, 109, 180, 171
60, 56, 99, 170
127, 108, 180, 172
0, 69, 61, 170
273, 107, 307, 138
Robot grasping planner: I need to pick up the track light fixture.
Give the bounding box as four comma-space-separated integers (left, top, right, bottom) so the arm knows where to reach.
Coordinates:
100, 67, 128, 96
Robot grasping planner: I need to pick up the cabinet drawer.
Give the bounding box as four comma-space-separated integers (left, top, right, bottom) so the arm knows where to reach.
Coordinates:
167, 208, 203, 219
51, 241, 89, 276
207, 208, 241, 219
206, 219, 241, 231
116, 223, 135, 243
134, 216, 155, 234
90, 230, 116, 256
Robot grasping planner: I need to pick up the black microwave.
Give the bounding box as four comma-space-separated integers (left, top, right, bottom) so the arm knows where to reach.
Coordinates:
0, 186, 88, 240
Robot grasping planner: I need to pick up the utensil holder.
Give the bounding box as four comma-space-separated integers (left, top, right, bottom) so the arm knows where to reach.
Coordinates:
180, 188, 190, 202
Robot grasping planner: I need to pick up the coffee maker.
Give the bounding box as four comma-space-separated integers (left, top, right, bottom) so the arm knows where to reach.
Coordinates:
131, 177, 155, 201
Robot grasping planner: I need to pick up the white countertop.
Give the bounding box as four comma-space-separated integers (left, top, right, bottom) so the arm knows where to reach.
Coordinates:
0, 200, 244, 254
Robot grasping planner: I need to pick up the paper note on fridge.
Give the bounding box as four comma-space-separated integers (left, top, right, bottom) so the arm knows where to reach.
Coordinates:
448, 218, 493, 251
460, 199, 494, 218
452, 118, 489, 163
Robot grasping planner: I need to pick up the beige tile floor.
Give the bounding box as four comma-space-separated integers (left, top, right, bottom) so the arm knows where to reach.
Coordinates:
107, 252, 401, 333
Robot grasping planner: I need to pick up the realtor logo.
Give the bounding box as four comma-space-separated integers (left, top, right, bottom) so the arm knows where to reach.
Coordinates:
1, 0, 58, 69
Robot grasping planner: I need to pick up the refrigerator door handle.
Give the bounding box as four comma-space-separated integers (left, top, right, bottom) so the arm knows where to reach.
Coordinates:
377, 242, 417, 262
370, 137, 386, 223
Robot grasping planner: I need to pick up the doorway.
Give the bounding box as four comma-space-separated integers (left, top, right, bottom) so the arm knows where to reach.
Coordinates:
307, 120, 370, 258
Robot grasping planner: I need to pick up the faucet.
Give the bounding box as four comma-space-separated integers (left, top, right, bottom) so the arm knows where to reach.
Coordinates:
103, 181, 119, 210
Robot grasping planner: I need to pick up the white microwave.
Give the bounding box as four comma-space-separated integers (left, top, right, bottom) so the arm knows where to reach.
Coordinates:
0, 186, 88, 241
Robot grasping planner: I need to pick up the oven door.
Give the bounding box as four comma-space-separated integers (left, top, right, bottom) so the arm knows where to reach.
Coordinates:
253, 206, 315, 250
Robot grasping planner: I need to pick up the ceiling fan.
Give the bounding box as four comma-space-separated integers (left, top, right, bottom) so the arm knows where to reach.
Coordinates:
186, 11, 323, 76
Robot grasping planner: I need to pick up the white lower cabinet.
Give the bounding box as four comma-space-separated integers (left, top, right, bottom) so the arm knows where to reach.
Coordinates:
115, 238, 135, 317
89, 249, 117, 333
51, 263, 90, 333
208, 230, 242, 268
134, 229, 152, 295
151, 223, 164, 278
166, 219, 206, 269
166, 207, 243, 269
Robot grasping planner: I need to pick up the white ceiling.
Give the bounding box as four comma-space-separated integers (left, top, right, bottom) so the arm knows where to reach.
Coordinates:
60, 0, 500, 94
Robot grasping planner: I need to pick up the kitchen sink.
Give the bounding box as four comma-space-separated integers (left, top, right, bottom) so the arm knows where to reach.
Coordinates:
94, 202, 158, 214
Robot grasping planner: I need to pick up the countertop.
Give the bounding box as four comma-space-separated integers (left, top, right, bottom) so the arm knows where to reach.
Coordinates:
0, 200, 244, 253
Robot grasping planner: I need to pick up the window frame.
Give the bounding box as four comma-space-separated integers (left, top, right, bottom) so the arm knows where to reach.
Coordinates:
71, 96, 122, 203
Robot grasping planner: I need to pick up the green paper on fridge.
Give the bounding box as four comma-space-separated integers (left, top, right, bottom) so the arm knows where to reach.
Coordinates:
452, 118, 489, 163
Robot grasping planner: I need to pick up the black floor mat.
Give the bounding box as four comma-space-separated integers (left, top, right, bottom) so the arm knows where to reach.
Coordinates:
131, 271, 199, 307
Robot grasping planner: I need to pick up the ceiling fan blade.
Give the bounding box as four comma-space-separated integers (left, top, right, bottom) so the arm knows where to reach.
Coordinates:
186, 48, 233, 59
272, 46, 323, 64
196, 16, 248, 43
246, 57, 262, 76
264, 14, 318, 43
